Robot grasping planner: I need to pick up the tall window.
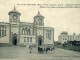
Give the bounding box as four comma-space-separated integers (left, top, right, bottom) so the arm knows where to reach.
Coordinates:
2, 26, 4, 36
0, 26, 1, 36
0, 26, 7, 37
48, 30, 49, 39
4, 27, 6, 35
46, 30, 51, 40
27, 29, 31, 35
78, 36, 79, 40
49, 31, 51, 40
68, 36, 69, 40
30, 37, 32, 42
24, 37, 26, 42
22, 28, 25, 35
27, 37, 29, 42
46, 30, 48, 38
70, 36, 72, 40
25, 27, 27, 35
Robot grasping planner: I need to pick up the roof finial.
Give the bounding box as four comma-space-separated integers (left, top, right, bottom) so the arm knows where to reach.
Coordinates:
14, 3, 16, 10
38, 6, 40, 14
38, 11, 40, 14
14, 6, 16, 10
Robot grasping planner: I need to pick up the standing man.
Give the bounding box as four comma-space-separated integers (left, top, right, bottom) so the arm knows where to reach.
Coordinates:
29, 45, 32, 53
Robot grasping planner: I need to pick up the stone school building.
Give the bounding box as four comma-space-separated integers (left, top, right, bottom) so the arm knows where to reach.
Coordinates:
0, 7, 54, 47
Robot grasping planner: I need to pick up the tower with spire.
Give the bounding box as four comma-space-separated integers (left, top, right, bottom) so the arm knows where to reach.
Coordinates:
33, 11, 45, 26
8, 6, 21, 23
8, 6, 21, 45
33, 11, 45, 44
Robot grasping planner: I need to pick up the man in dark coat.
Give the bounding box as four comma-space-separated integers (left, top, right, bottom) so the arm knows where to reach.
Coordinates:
29, 45, 32, 53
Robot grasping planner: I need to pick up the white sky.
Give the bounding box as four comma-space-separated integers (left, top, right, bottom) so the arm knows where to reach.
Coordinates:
0, 0, 80, 41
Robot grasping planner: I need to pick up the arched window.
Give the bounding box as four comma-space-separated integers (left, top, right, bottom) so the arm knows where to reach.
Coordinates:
22, 28, 25, 35
25, 27, 27, 30
25, 27, 27, 35
27, 29, 31, 35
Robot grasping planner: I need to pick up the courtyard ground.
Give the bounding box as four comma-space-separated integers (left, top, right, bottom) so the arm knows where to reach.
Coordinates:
0, 46, 80, 60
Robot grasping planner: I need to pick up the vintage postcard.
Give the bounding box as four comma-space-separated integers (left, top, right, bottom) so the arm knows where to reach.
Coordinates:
0, 0, 80, 60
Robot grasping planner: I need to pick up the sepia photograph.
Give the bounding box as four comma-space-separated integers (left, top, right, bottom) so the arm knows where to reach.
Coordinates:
0, 0, 80, 60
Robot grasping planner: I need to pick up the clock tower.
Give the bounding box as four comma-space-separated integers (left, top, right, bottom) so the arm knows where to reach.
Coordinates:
8, 7, 21, 45
33, 11, 45, 45
33, 11, 44, 26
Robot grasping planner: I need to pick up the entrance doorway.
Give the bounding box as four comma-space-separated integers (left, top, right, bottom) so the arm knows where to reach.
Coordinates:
38, 35, 42, 46
12, 37, 17, 45
12, 33, 18, 45
38, 39, 42, 46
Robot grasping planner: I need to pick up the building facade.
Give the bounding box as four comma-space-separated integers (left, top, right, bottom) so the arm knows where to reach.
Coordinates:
58, 31, 80, 44
0, 7, 54, 47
